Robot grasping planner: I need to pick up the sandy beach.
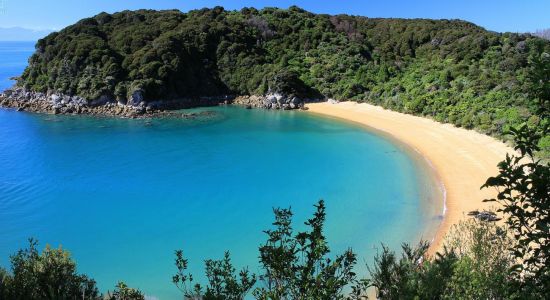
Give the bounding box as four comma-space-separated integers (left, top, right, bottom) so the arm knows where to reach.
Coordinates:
306, 101, 514, 253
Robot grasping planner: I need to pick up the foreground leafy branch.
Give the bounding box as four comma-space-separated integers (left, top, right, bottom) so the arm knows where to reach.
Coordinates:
482, 123, 549, 296
0, 238, 99, 299
253, 200, 363, 300
173, 250, 256, 300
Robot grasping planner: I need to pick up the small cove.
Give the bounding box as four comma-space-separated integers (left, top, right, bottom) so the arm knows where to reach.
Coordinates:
0, 41, 443, 299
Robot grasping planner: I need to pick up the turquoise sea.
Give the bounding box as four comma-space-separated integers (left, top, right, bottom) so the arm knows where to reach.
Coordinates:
0, 41, 442, 299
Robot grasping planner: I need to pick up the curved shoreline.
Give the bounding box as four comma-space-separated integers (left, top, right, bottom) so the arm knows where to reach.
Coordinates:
305, 101, 514, 254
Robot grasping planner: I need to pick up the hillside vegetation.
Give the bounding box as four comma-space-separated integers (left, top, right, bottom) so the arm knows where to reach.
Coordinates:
18, 7, 549, 140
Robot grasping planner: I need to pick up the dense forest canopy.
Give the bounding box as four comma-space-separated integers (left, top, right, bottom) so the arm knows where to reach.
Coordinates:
18, 6, 550, 142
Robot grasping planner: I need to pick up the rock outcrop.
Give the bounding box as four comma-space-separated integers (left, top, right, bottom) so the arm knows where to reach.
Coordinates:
0, 87, 230, 118
0, 87, 312, 118
0, 87, 154, 118
233, 93, 308, 110
467, 210, 502, 222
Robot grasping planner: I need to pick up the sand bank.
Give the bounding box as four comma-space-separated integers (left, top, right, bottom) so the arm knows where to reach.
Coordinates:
306, 101, 514, 253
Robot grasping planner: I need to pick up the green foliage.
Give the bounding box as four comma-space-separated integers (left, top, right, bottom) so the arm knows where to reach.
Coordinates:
527, 50, 550, 118
442, 220, 517, 299
482, 123, 550, 297
107, 281, 145, 300
368, 220, 518, 299
368, 121, 550, 300
266, 69, 320, 98
0, 267, 9, 297
0, 238, 100, 300
18, 7, 550, 142
173, 249, 202, 299
173, 250, 255, 300
203, 252, 256, 300
368, 241, 432, 299
172, 200, 365, 300
253, 200, 360, 300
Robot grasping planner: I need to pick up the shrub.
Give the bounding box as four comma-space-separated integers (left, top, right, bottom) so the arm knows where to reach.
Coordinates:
0, 238, 100, 300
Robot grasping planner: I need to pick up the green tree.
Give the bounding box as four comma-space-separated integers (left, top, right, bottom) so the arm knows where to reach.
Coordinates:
172, 200, 365, 300
368, 241, 431, 299
253, 200, 360, 300
107, 281, 145, 300
0, 238, 100, 300
482, 123, 550, 297
367, 219, 518, 300
527, 51, 550, 118
442, 219, 517, 299
203, 252, 256, 300
172, 250, 255, 300
173, 249, 202, 300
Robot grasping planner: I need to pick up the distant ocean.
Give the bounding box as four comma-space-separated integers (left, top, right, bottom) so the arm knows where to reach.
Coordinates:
0, 41, 442, 299
0, 41, 35, 91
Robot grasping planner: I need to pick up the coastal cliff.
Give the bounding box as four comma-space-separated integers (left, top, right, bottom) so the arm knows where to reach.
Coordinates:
1, 6, 549, 137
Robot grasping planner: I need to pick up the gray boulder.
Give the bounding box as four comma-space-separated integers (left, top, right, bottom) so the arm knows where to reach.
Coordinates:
127, 89, 144, 106
90, 95, 113, 106
50, 94, 61, 104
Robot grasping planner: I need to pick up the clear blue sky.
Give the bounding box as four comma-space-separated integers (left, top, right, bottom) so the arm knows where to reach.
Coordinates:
0, 0, 548, 33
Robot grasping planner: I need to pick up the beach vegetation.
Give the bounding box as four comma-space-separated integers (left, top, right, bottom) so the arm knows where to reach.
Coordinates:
367, 122, 549, 299
368, 219, 517, 300
482, 123, 550, 298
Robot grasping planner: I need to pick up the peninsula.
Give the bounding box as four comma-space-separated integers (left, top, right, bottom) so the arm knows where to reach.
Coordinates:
1, 7, 548, 136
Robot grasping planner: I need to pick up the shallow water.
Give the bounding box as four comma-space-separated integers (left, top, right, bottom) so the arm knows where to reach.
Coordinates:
0, 41, 442, 299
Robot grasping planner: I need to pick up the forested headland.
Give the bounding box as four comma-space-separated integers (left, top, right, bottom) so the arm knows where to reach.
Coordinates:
3, 6, 546, 153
